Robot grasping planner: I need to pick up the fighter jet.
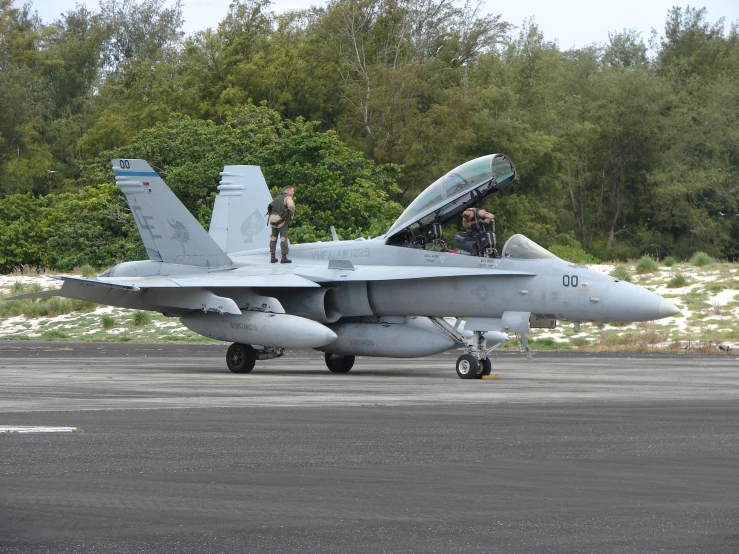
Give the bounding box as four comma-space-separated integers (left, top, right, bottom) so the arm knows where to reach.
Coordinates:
9, 155, 679, 379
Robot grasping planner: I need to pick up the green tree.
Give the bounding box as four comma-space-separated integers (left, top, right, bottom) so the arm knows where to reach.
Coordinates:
0, 192, 49, 271
39, 184, 143, 270
79, 104, 403, 244
98, 0, 184, 73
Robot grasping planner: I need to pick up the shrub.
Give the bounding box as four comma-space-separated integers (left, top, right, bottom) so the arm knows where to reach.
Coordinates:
101, 314, 116, 329
663, 256, 677, 267
132, 311, 151, 326
690, 251, 713, 267
635, 256, 659, 274
609, 265, 632, 282
41, 329, 69, 340
11, 281, 25, 295
548, 245, 600, 264
667, 274, 688, 288
528, 337, 563, 350
77, 264, 98, 277
0, 296, 95, 318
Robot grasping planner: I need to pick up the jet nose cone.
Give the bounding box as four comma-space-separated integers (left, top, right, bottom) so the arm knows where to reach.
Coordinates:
659, 299, 680, 318
606, 281, 680, 322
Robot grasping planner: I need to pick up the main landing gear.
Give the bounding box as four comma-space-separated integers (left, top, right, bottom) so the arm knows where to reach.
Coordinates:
325, 353, 355, 373
226, 343, 283, 373
227, 343, 256, 373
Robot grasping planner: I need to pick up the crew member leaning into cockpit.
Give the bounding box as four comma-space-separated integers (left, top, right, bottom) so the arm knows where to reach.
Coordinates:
462, 208, 494, 231
454, 207, 498, 258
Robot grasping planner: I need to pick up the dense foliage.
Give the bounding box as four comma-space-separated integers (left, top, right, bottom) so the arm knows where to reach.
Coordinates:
0, 0, 737, 271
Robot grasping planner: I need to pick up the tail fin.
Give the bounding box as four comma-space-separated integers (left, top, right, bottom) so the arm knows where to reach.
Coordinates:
209, 165, 273, 254
113, 159, 232, 268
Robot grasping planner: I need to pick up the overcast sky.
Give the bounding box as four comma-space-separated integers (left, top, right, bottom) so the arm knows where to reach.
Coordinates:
18, 0, 739, 49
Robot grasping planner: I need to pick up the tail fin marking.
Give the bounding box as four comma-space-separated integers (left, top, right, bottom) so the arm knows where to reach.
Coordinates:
113, 159, 232, 268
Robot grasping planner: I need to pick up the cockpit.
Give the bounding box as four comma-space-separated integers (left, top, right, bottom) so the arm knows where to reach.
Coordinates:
385, 154, 517, 257
500, 234, 555, 259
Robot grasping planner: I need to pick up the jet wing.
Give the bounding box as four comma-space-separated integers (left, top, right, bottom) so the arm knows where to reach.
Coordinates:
5, 273, 320, 316
65, 272, 320, 289
296, 265, 535, 282
7, 272, 319, 298
4, 277, 141, 301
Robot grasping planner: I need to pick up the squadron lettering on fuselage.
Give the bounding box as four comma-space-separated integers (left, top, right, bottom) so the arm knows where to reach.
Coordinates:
311, 247, 371, 261
349, 339, 375, 347
230, 322, 259, 331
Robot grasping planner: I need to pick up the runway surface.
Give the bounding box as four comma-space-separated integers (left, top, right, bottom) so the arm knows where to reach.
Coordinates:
1, 341, 737, 553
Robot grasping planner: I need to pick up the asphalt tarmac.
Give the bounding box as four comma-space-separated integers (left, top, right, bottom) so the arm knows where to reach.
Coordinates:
1, 341, 737, 553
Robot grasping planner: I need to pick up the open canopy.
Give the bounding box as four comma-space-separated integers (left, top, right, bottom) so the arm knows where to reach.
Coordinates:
385, 154, 516, 239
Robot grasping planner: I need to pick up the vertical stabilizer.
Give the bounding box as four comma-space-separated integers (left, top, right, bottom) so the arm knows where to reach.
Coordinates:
112, 159, 232, 268
209, 165, 273, 254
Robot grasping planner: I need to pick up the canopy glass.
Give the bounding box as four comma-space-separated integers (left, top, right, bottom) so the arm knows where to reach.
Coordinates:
500, 234, 555, 260
385, 154, 516, 238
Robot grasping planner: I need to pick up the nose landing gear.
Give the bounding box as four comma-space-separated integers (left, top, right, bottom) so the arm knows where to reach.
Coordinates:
456, 354, 481, 379
456, 330, 496, 380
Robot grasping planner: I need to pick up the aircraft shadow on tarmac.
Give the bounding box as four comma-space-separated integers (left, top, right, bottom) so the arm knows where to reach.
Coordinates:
138, 362, 451, 379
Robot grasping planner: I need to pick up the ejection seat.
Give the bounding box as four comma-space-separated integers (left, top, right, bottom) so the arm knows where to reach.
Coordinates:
383, 154, 516, 255
453, 208, 499, 258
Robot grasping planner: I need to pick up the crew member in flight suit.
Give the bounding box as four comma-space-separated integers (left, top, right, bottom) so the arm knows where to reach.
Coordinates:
462, 207, 494, 231
268, 185, 296, 264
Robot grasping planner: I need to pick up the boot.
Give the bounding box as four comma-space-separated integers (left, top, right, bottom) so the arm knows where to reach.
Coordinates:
270, 252, 278, 263
280, 254, 292, 264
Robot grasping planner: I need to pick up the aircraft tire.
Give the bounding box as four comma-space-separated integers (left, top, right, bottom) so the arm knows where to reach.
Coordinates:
456, 354, 479, 379
325, 353, 355, 373
476, 358, 492, 379
227, 343, 256, 373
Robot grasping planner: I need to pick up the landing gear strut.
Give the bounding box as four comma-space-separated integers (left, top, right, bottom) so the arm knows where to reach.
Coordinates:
325, 353, 355, 373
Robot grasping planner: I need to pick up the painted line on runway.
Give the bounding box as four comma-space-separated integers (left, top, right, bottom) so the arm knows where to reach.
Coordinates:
0, 426, 79, 433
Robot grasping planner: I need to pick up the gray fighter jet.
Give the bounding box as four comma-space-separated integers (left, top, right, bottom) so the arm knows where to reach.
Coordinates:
9, 155, 679, 379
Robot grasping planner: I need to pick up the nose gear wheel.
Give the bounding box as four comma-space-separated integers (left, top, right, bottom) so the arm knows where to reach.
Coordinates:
456, 354, 480, 379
